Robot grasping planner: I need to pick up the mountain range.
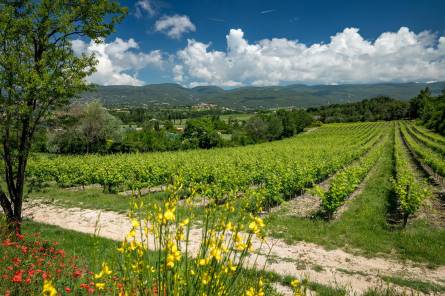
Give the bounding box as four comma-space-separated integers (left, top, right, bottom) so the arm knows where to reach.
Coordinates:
81, 81, 445, 109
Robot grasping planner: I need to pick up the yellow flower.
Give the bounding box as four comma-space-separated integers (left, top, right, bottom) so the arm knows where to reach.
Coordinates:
164, 208, 175, 221
180, 218, 190, 227
291, 279, 300, 287
210, 247, 222, 261
102, 262, 112, 275
95, 262, 112, 279
126, 229, 136, 239
201, 273, 210, 285
131, 219, 140, 228
225, 222, 233, 231
42, 280, 57, 296
166, 242, 181, 268
198, 258, 208, 266
245, 287, 255, 296
95, 282, 106, 290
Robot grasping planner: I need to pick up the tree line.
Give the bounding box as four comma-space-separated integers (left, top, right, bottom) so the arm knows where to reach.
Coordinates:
34, 102, 314, 154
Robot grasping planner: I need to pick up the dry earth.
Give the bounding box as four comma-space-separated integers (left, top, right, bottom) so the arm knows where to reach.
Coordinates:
21, 201, 445, 295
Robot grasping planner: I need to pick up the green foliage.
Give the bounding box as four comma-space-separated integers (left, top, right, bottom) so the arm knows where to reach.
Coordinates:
400, 122, 445, 178
183, 116, 225, 149
0, 0, 127, 226
392, 123, 429, 226
320, 132, 386, 218
409, 88, 445, 135
49, 101, 123, 154
308, 97, 409, 123
27, 123, 387, 202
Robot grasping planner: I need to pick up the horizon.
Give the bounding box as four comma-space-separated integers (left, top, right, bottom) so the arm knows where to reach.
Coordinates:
72, 0, 445, 88
92, 80, 445, 90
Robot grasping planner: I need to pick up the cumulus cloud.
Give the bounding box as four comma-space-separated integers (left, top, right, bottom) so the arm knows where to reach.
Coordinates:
175, 27, 445, 87
155, 15, 196, 39
72, 38, 163, 86
135, 0, 156, 18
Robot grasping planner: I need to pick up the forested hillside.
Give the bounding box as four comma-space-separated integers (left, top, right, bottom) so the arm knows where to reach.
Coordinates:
81, 81, 445, 109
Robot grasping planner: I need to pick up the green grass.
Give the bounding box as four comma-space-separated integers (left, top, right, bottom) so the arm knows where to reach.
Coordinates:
20, 219, 120, 271
266, 134, 445, 265
381, 276, 445, 294
219, 113, 253, 122
27, 186, 167, 214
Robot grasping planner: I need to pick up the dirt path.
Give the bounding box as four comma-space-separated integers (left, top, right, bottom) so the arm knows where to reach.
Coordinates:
22, 201, 445, 295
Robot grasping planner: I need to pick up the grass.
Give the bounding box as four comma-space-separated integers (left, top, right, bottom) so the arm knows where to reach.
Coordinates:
265, 133, 445, 266
381, 276, 445, 294
20, 219, 120, 272
27, 185, 167, 214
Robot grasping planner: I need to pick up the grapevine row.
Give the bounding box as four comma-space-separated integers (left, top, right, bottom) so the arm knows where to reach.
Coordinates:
319, 127, 388, 218
404, 123, 445, 158
392, 123, 429, 226
410, 124, 445, 146
400, 122, 445, 178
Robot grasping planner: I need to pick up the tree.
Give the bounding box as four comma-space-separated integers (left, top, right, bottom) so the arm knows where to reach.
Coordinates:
49, 101, 122, 153
0, 1, 127, 232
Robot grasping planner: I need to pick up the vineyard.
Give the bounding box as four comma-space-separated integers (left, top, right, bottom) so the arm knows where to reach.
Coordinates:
4, 121, 445, 295
26, 120, 445, 223
28, 122, 386, 210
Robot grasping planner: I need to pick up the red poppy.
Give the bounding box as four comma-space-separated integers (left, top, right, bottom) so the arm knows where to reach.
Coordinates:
12, 271, 23, 283
65, 287, 72, 293
73, 269, 82, 278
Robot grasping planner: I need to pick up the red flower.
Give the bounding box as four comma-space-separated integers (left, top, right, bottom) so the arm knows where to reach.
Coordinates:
12, 257, 21, 266
5, 290, 10, 296
2, 239, 15, 247
12, 271, 23, 283
15, 233, 25, 240
65, 287, 72, 293
21, 246, 28, 254
80, 283, 90, 289
73, 269, 82, 278
25, 277, 31, 284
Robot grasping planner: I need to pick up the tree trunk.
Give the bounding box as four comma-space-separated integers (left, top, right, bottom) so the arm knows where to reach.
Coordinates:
402, 213, 409, 228
0, 188, 21, 234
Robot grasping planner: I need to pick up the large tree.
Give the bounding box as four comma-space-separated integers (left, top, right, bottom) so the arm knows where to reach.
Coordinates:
0, 0, 127, 232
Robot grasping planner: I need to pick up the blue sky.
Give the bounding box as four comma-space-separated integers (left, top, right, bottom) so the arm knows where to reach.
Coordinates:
72, 0, 445, 87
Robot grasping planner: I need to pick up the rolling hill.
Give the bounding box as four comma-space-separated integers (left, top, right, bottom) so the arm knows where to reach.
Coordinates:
81, 81, 445, 109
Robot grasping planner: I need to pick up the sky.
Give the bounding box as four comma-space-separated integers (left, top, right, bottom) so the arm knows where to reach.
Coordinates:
72, 0, 445, 87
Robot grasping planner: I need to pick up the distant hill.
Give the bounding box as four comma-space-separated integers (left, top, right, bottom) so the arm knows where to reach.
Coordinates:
81, 81, 445, 109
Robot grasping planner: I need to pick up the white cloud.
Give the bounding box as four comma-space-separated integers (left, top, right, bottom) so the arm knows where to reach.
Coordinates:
135, 0, 155, 18
72, 38, 163, 86
155, 15, 196, 39
175, 27, 445, 87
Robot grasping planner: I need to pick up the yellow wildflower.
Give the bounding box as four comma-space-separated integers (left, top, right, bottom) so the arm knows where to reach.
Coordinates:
42, 280, 57, 296
126, 229, 136, 239
291, 279, 300, 287
180, 218, 190, 227
131, 219, 140, 228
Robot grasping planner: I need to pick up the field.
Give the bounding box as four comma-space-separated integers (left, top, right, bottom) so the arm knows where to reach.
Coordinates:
3, 121, 445, 295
